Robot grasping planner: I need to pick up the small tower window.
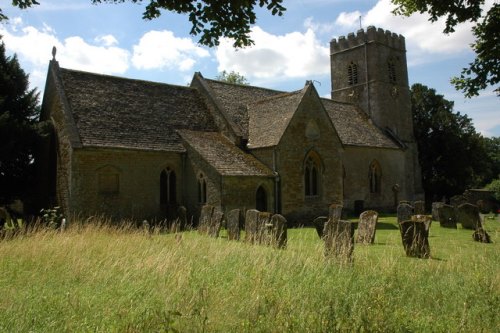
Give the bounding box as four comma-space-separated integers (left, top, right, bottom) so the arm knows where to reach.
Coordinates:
198, 173, 207, 204
348, 62, 358, 85
388, 59, 396, 83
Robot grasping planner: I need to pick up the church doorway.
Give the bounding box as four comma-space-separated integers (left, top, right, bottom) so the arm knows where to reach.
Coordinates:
256, 186, 267, 212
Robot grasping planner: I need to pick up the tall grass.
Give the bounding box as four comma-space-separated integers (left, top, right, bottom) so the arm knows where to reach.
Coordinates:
0, 216, 499, 332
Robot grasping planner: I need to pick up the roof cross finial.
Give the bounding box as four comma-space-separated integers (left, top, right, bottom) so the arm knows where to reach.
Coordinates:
52, 46, 57, 61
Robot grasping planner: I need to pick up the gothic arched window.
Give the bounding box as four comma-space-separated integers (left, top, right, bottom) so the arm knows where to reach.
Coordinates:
198, 173, 207, 204
160, 167, 176, 204
369, 160, 382, 194
348, 62, 358, 85
304, 152, 322, 197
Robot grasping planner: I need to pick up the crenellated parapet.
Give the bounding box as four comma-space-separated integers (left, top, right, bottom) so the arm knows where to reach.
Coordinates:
330, 26, 406, 53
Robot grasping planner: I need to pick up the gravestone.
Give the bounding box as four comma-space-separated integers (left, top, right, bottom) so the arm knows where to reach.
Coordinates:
328, 203, 343, 223
244, 209, 259, 243
208, 209, 224, 238
177, 206, 187, 231
356, 210, 378, 244
457, 203, 482, 230
313, 216, 328, 239
431, 202, 444, 221
413, 201, 425, 215
399, 220, 430, 258
257, 212, 273, 244
450, 195, 467, 208
472, 228, 492, 243
198, 205, 214, 234
397, 202, 413, 224
324, 219, 355, 263
226, 209, 241, 241
271, 214, 287, 248
411, 214, 432, 233
438, 204, 457, 229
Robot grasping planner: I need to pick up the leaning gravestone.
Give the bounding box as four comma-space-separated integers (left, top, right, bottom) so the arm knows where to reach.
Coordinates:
432, 202, 444, 221
438, 204, 457, 229
244, 209, 260, 243
313, 216, 328, 239
257, 212, 273, 244
413, 201, 425, 215
356, 210, 378, 244
271, 214, 287, 248
411, 214, 432, 233
226, 209, 241, 241
472, 228, 492, 243
397, 202, 413, 225
457, 203, 482, 230
399, 220, 430, 258
324, 219, 355, 263
198, 205, 214, 234
208, 209, 224, 238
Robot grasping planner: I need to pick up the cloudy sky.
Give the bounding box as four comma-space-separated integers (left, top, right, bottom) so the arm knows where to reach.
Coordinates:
1, 0, 498, 136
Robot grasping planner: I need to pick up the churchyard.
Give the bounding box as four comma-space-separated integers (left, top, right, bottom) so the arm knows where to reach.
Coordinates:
0, 205, 499, 332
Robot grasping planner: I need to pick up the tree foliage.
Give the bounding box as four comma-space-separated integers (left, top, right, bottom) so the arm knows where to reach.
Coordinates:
411, 83, 492, 201
392, 0, 499, 98
2, 0, 286, 48
0, 38, 40, 203
215, 70, 249, 85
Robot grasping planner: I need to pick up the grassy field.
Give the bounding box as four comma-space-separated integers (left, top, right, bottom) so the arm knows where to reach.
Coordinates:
0, 215, 499, 332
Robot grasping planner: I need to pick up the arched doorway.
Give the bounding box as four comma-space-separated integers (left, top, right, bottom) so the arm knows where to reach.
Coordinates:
256, 186, 267, 212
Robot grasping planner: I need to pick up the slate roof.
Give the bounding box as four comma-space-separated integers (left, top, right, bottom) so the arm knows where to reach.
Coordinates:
58, 68, 217, 152
203, 79, 284, 137
321, 98, 399, 149
247, 90, 305, 148
178, 130, 274, 176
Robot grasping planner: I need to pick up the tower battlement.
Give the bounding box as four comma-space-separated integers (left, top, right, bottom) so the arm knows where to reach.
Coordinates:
330, 26, 405, 53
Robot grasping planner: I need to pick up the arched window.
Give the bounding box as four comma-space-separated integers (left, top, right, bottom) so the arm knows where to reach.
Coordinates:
256, 186, 267, 211
160, 167, 176, 204
198, 173, 207, 204
304, 152, 322, 197
369, 160, 382, 194
348, 62, 358, 85
387, 59, 396, 83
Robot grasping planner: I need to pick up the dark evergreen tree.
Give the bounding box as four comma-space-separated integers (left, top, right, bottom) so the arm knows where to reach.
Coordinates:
0, 38, 40, 204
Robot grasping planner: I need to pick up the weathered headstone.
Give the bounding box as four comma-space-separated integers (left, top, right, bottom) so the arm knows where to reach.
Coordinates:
271, 214, 287, 248
438, 204, 457, 229
356, 210, 378, 244
397, 202, 413, 224
324, 219, 355, 263
208, 209, 224, 238
413, 201, 425, 215
450, 195, 467, 208
399, 220, 430, 258
198, 205, 214, 234
177, 205, 187, 231
257, 212, 272, 244
411, 214, 432, 233
472, 228, 492, 243
226, 209, 241, 241
431, 202, 444, 221
244, 209, 259, 243
457, 203, 482, 230
313, 216, 328, 239
328, 203, 343, 223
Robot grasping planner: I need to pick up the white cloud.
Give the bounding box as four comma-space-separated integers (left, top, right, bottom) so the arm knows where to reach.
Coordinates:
215, 26, 329, 82
131, 30, 210, 71
335, 11, 362, 29
95, 34, 118, 47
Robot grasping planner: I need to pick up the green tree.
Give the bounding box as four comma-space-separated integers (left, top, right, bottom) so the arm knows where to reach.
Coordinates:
0, 37, 40, 204
1, 0, 286, 48
485, 179, 500, 201
392, 1, 499, 98
483, 136, 500, 179
411, 83, 491, 201
216, 70, 249, 85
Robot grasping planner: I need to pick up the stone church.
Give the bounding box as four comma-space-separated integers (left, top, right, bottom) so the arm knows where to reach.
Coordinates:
38, 26, 423, 223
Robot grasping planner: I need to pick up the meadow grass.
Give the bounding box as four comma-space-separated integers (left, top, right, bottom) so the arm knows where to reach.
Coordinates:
0, 216, 499, 332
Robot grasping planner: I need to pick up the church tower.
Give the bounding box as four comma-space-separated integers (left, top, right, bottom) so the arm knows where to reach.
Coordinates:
330, 26, 423, 202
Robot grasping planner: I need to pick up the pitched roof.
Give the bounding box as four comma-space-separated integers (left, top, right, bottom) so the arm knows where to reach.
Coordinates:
58, 68, 217, 152
178, 130, 274, 176
247, 90, 305, 148
202, 79, 284, 137
321, 99, 399, 149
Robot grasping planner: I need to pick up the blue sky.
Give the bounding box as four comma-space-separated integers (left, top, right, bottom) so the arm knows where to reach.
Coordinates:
1, 0, 498, 136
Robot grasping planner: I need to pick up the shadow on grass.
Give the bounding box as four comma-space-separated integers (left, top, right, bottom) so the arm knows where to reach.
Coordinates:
376, 222, 398, 230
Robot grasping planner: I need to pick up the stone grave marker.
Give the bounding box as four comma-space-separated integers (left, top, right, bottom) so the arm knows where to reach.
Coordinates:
226, 209, 241, 241
472, 228, 492, 243
198, 205, 214, 234
313, 216, 328, 239
177, 205, 187, 231
457, 203, 482, 230
397, 202, 413, 225
244, 209, 259, 243
431, 202, 444, 221
413, 201, 425, 215
438, 204, 457, 229
271, 214, 287, 248
324, 219, 355, 263
329, 203, 343, 223
399, 220, 430, 258
257, 212, 273, 244
411, 214, 432, 233
356, 210, 378, 244
208, 209, 224, 238
450, 195, 467, 208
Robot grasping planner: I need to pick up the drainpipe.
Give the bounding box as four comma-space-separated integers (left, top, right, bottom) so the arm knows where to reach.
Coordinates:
273, 148, 280, 214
